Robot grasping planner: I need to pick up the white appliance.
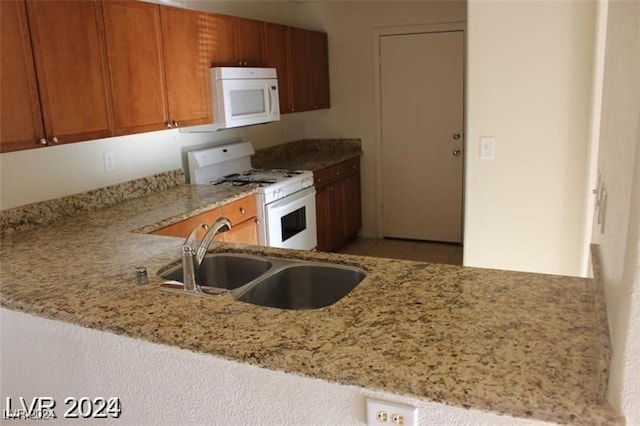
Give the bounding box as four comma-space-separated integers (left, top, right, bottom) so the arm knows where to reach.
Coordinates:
182, 67, 280, 132
187, 142, 317, 251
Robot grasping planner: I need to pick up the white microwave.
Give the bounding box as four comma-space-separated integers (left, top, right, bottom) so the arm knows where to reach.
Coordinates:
182, 67, 280, 132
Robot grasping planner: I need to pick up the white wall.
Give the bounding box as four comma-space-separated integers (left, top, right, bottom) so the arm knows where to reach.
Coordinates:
465, 0, 597, 276
595, 0, 640, 422
0, 309, 550, 426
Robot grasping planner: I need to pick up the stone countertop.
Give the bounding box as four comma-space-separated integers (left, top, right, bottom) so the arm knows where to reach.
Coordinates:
252, 138, 363, 171
0, 183, 619, 425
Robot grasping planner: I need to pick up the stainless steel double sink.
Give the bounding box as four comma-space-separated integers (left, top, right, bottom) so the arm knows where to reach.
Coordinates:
159, 253, 367, 310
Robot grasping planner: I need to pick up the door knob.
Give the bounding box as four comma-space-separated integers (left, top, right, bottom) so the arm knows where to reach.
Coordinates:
452, 148, 461, 157
453, 133, 461, 140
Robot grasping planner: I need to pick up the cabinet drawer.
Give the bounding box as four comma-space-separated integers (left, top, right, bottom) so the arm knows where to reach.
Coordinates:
151, 207, 223, 238
222, 194, 257, 226
314, 157, 360, 188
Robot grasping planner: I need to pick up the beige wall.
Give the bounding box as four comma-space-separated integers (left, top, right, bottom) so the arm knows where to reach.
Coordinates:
298, 1, 467, 239
595, 0, 640, 422
465, 0, 597, 276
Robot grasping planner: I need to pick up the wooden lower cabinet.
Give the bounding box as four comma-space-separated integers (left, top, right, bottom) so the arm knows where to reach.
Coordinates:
315, 158, 362, 252
151, 195, 258, 245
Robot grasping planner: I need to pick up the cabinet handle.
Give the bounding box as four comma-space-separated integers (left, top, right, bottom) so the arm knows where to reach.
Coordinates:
165, 121, 173, 129
173, 120, 179, 128
239, 207, 246, 215
50, 136, 59, 144
38, 138, 47, 146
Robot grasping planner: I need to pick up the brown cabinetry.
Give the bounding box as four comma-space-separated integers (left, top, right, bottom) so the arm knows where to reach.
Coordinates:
160, 6, 212, 128
206, 14, 265, 67
151, 195, 258, 245
1, 1, 331, 153
314, 158, 361, 252
0, 0, 113, 152
264, 22, 293, 114
288, 28, 330, 113
221, 195, 258, 245
103, 1, 210, 135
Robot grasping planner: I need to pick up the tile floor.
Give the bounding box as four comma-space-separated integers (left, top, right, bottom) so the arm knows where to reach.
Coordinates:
338, 237, 463, 265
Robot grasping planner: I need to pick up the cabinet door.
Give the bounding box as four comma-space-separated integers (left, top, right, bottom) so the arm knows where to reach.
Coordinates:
207, 13, 238, 66
343, 173, 362, 240
160, 6, 211, 128
308, 31, 330, 109
236, 17, 265, 67
103, 1, 169, 135
264, 22, 292, 114
0, 0, 44, 152
288, 27, 312, 112
224, 219, 258, 245
25, 0, 114, 145
315, 186, 332, 252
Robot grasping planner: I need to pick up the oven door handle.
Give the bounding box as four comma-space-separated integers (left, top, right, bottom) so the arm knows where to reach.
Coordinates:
265, 186, 316, 210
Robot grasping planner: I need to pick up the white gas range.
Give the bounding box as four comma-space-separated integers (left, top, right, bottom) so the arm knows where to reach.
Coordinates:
187, 142, 317, 250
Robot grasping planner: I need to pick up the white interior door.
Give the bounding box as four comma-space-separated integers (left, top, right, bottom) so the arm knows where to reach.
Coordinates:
380, 31, 464, 243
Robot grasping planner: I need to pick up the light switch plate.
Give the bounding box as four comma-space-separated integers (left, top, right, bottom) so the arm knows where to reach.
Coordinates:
480, 137, 495, 160
104, 152, 116, 173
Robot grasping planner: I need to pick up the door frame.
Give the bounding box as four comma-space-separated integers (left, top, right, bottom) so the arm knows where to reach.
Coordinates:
373, 22, 467, 240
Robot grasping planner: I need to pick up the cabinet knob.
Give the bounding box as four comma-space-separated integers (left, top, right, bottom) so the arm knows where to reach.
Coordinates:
165, 121, 172, 129
38, 138, 47, 146
50, 136, 59, 144
335, 171, 340, 176
453, 133, 461, 140
239, 207, 246, 215
173, 120, 179, 128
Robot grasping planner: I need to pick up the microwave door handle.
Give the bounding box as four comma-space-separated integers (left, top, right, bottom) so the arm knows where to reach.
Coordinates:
269, 86, 276, 115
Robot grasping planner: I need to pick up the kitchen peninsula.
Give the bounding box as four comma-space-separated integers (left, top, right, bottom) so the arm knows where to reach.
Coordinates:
0, 166, 619, 425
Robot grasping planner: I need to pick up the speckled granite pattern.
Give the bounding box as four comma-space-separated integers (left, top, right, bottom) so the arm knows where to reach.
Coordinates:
0, 170, 185, 236
0, 184, 620, 425
252, 138, 362, 171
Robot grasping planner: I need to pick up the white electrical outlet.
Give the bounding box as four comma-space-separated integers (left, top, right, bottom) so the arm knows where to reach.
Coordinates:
479, 136, 495, 160
104, 151, 116, 173
366, 398, 417, 426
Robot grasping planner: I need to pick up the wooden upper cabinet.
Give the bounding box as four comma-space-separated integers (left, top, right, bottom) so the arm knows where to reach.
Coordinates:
1, 0, 114, 152
103, 1, 168, 135
287, 27, 331, 113
206, 13, 265, 67
236, 18, 265, 67
308, 30, 330, 110
289, 27, 312, 112
160, 6, 211, 127
0, 0, 44, 152
264, 22, 293, 114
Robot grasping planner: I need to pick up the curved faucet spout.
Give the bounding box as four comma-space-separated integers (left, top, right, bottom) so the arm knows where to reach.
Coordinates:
195, 217, 231, 267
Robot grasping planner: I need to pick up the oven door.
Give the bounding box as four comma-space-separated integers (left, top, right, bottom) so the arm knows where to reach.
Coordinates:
265, 187, 317, 250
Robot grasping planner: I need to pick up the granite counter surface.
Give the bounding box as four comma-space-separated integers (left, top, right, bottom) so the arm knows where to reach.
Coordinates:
252, 138, 363, 171
0, 182, 619, 424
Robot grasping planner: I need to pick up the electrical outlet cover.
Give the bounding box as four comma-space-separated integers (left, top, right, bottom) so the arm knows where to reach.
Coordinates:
366, 398, 418, 426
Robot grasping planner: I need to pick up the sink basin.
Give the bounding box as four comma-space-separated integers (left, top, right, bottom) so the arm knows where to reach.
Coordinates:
160, 253, 272, 290
236, 263, 366, 310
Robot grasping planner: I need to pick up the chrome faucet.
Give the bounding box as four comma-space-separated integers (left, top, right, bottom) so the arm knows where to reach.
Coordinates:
195, 217, 231, 267
179, 218, 232, 292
